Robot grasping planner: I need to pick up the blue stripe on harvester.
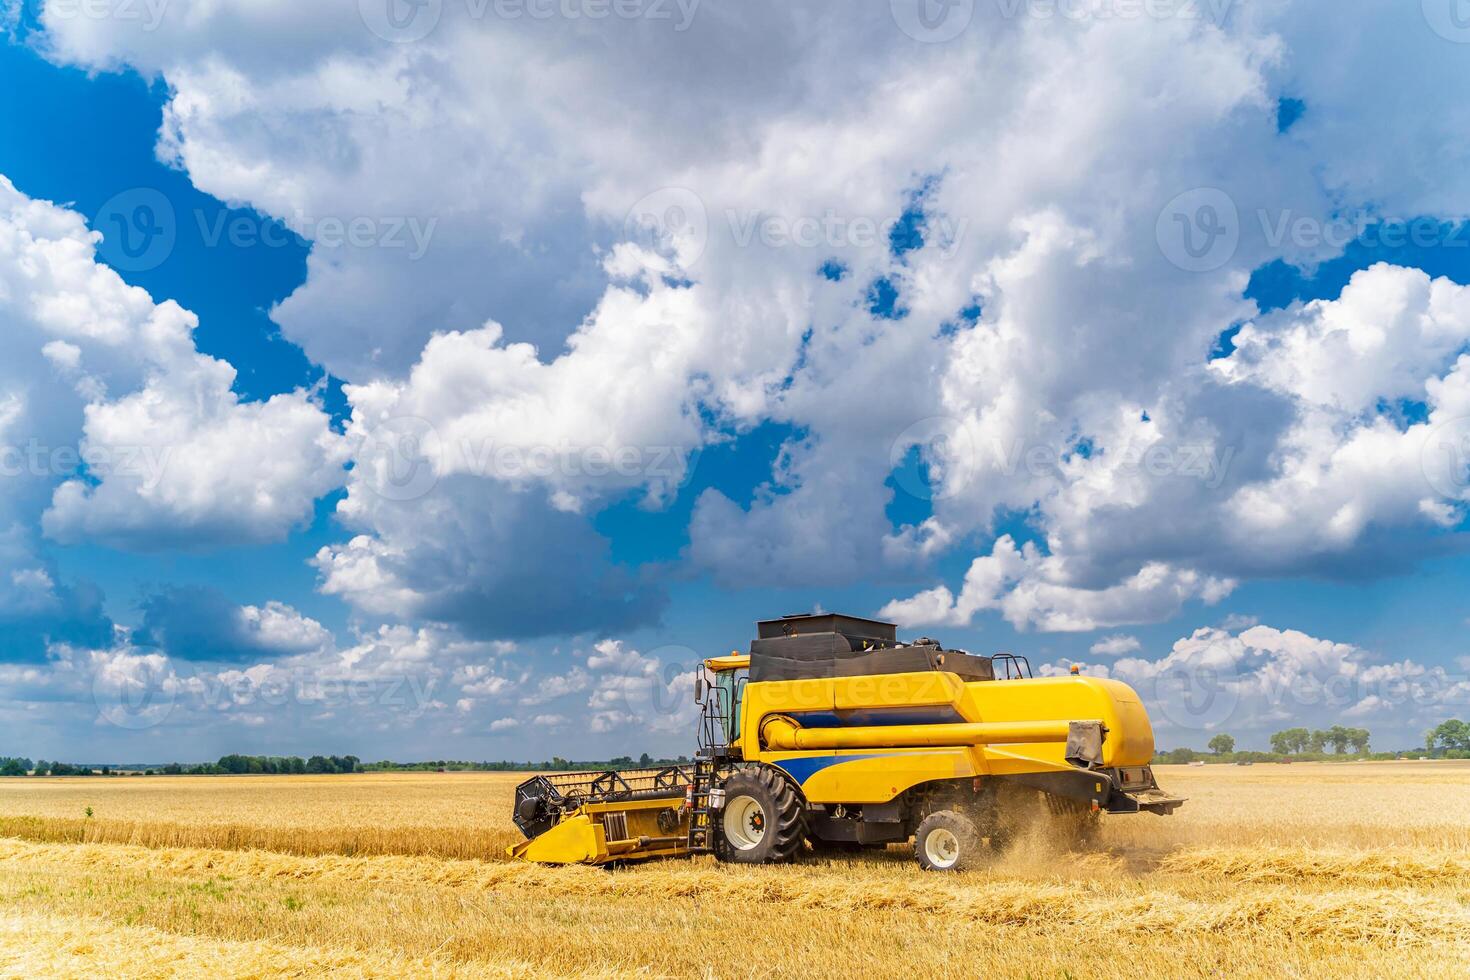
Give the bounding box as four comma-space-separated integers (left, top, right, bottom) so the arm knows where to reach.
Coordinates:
770, 754, 885, 785
785, 705, 965, 729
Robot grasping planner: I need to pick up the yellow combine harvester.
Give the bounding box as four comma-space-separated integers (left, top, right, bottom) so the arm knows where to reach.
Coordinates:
510, 613, 1183, 870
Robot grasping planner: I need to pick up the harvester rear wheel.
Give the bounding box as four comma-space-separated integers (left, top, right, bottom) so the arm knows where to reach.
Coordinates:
914, 810, 982, 872
718, 767, 806, 864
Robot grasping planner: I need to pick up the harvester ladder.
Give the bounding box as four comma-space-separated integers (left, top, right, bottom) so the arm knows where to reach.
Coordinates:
687, 756, 719, 853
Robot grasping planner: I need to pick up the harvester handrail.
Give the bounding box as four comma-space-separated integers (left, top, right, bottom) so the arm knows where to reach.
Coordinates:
539, 764, 694, 807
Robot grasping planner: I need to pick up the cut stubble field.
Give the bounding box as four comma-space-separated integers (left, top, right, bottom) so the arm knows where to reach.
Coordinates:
0, 762, 1468, 978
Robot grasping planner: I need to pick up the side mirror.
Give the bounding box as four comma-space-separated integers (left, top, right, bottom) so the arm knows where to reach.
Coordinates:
695, 674, 705, 703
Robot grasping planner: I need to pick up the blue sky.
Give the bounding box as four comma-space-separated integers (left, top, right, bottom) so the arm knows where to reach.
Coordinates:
2, 2, 1469, 761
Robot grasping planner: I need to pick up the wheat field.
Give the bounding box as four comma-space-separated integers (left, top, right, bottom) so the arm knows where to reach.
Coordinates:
0, 762, 1467, 978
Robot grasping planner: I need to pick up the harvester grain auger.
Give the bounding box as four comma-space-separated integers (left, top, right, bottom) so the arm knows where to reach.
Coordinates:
508, 613, 1184, 870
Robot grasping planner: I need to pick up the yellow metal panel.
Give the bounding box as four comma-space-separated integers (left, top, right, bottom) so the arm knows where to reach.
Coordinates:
507, 812, 606, 864
956, 675, 1155, 768
764, 748, 977, 804
704, 654, 750, 671
508, 797, 688, 865
741, 669, 1158, 800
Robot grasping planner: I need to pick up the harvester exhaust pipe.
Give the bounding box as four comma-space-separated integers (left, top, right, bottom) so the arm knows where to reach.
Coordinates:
760, 715, 1107, 764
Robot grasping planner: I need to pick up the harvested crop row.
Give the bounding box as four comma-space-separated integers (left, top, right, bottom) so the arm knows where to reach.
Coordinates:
1162, 845, 1470, 886
0, 815, 520, 862
2, 837, 1464, 946
0, 909, 499, 979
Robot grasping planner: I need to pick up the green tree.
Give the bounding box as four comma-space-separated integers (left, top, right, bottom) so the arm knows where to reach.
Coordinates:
1347, 727, 1371, 754
1269, 731, 1293, 754
1449, 719, 1470, 752
1306, 730, 1327, 753
1207, 733, 1235, 755
33, 760, 49, 776
1325, 726, 1351, 754
0, 758, 30, 777
1427, 719, 1470, 753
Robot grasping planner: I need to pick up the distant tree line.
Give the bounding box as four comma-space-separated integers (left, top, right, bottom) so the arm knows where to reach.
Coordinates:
1268, 726, 1372, 755
7, 760, 103, 776
1150, 721, 1470, 764
210, 754, 362, 774
1, 754, 363, 776
1155, 725, 1381, 764
1164, 720, 1470, 762
2, 752, 690, 775
1164, 717, 1470, 764
1425, 719, 1470, 756
363, 753, 690, 772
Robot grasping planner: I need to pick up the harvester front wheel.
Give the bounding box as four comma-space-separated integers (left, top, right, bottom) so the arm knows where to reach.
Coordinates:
718, 768, 806, 863
914, 810, 982, 872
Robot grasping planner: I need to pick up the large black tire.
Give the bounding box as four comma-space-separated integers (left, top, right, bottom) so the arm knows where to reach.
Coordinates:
717, 767, 806, 864
914, 809, 982, 872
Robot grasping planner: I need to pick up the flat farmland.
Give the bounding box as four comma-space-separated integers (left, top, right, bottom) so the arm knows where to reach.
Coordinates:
1, 762, 1467, 977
